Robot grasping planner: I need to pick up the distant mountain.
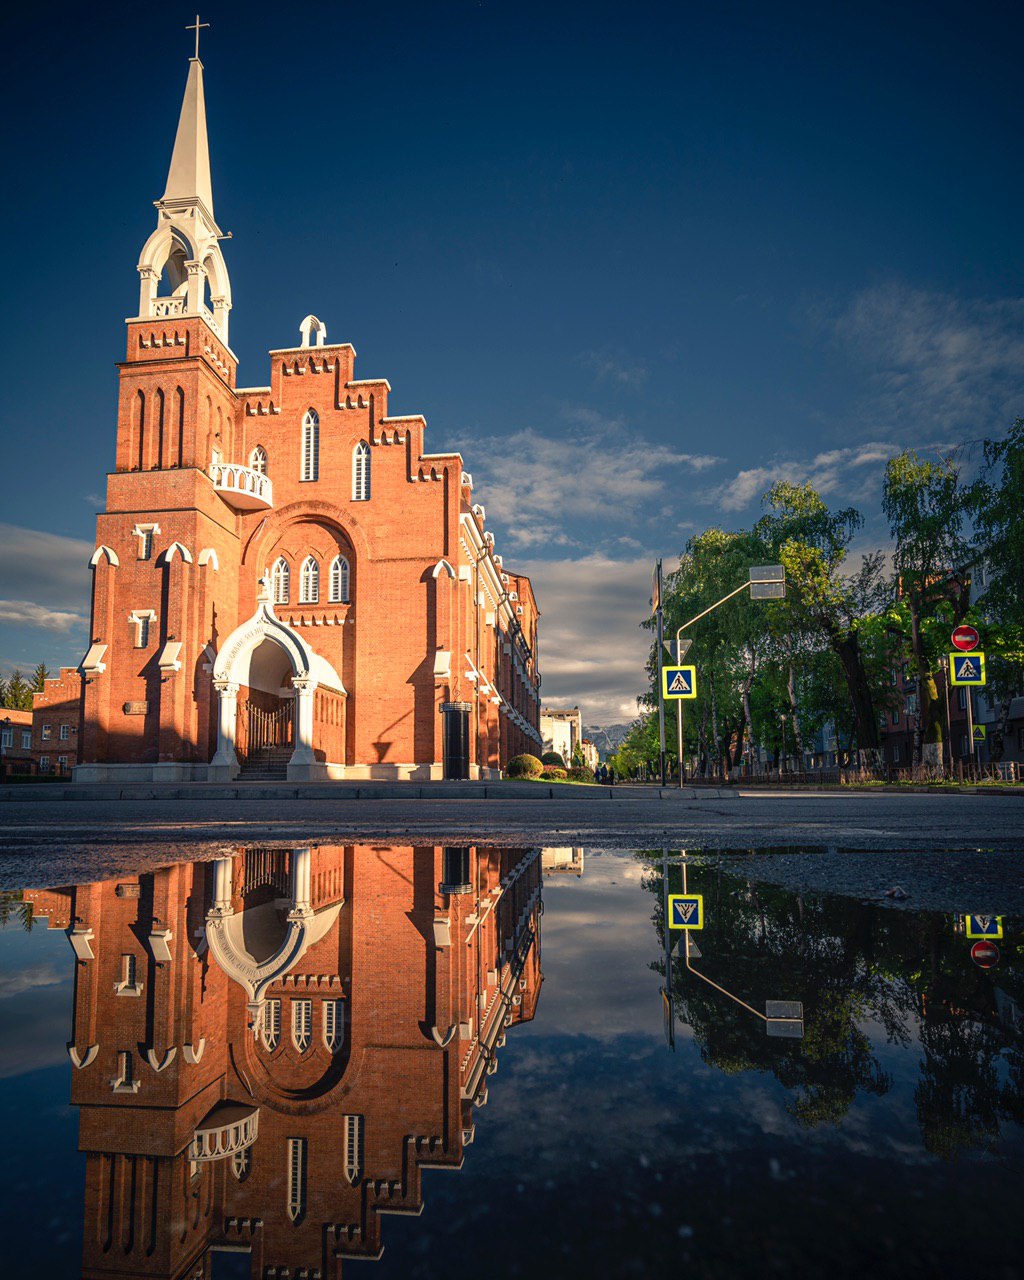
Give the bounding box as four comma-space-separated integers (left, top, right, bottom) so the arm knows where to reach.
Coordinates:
583, 723, 631, 757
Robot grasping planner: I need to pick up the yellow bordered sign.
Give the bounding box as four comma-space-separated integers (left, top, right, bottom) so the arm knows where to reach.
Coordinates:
949, 651, 986, 686
662, 665, 697, 699
965, 915, 1003, 939
668, 893, 704, 930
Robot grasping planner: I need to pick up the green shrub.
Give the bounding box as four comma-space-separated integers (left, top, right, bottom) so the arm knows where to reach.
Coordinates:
568, 765, 595, 783
541, 751, 565, 767
507, 753, 543, 778
542, 765, 567, 779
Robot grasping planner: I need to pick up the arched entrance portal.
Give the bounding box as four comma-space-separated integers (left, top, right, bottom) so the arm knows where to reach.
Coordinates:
210, 579, 346, 781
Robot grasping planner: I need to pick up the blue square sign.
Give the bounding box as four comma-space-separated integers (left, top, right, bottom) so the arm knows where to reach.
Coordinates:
668, 894, 704, 930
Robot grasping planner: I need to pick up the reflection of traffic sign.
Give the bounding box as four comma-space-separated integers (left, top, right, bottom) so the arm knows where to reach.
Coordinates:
973, 725, 987, 744
971, 940, 1000, 969
966, 915, 1003, 939
662, 666, 697, 699
951, 624, 980, 651
749, 565, 786, 600
668, 893, 704, 929
949, 651, 986, 686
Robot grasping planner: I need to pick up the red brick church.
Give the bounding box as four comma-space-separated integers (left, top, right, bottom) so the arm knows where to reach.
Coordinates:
76, 45, 541, 782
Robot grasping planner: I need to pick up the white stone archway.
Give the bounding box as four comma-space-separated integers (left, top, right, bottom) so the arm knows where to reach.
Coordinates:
205, 850, 343, 1031
209, 578, 345, 781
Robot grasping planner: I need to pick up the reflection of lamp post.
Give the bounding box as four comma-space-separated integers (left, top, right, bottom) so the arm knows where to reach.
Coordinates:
780, 713, 788, 773
670, 855, 804, 1039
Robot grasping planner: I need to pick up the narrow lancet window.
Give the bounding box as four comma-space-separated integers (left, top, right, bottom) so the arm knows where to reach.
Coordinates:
272, 558, 290, 605
301, 410, 320, 481
353, 441, 370, 501
250, 445, 268, 474
300, 556, 319, 604
329, 555, 350, 603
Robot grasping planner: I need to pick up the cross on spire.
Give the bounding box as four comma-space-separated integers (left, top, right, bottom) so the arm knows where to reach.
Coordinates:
186, 14, 209, 60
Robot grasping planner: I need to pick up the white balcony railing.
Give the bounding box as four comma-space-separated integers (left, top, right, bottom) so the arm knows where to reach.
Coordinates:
210, 462, 273, 511
152, 296, 187, 318
190, 1103, 259, 1163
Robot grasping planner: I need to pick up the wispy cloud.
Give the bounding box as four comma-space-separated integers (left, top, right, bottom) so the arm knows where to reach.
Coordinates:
458, 419, 720, 549
578, 349, 650, 388
826, 283, 1024, 436
0, 601, 85, 632
706, 442, 902, 514
0, 523, 93, 611
0, 963, 64, 1001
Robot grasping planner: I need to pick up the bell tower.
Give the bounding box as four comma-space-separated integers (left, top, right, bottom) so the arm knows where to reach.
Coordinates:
133, 32, 232, 344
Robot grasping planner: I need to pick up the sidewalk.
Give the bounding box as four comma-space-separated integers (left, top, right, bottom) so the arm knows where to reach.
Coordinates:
0, 779, 739, 803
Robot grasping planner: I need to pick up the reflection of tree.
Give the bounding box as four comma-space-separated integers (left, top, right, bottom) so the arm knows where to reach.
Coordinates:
641, 854, 1024, 1157
0, 890, 33, 931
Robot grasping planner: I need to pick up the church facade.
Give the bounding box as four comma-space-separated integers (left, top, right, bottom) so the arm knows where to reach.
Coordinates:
76, 50, 541, 782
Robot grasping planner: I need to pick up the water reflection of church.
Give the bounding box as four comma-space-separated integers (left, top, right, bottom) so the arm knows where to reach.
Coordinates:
26, 845, 542, 1278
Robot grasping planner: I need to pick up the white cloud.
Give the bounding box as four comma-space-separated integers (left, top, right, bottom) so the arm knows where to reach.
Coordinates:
459, 422, 721, 549
0, 962, 64, 1001
0, 601, 86, 632
515, 554, 660, 725
0, 523, 93, 611
706, 442, 902, 514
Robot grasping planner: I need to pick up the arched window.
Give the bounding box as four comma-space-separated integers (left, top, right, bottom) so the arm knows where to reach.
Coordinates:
353, 441, 370, 501
300, 556, 319, 604
343, 1114, 364, 1186
272, 557, 290, 605
329, 555, 350, 603
249, 445, 268, 474
261, 999, 281, 1052
287, 1137, 306, 1223
291, 999, 313, 1053
324, 1000, 344, 1053
301, 409, 319, 481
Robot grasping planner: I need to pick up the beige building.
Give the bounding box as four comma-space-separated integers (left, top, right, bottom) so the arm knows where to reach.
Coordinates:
540, 706, 582, 762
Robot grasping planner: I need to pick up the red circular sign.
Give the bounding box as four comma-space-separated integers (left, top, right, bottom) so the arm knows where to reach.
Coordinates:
971, 940, 1000, 968
952, 625, 980, 651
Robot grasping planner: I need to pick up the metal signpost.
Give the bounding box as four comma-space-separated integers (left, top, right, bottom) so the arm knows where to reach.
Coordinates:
949, 648, 986, 772
653, 560, 667, 786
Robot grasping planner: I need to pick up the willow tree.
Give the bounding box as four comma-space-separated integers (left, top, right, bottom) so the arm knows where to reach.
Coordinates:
755, 481, 887, 761
882, 450, 974, 766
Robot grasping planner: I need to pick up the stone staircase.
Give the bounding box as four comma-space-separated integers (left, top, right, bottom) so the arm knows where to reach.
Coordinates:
238, 747, 292, 780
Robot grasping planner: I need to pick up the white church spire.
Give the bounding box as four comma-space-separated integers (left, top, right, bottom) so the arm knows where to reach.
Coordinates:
133, 21, 232, 346
161, 54, 215, 223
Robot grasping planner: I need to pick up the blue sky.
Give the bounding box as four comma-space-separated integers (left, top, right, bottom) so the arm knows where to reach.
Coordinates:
2, 0, 1022, 722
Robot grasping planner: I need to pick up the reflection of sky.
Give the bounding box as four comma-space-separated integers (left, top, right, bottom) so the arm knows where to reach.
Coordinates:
1, 855, 1022, 1278
0, 922, 82, 1276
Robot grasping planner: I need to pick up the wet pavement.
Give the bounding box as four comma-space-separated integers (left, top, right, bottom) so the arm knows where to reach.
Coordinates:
1, 842, 1022, 1278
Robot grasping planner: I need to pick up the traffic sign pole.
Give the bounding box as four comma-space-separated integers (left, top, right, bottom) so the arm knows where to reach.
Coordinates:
654, 560, 667, 788
966, 687, 975, 778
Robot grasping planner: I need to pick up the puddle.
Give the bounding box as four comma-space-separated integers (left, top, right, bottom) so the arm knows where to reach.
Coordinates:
0, 845, 1021, 1277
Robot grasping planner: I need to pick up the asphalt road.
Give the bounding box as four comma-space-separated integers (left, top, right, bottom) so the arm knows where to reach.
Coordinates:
0, 787, 1021, 891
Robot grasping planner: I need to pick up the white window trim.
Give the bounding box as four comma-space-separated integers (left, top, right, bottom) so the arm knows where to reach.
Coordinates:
343, 1114, 364, 1186
249, 444, 268, 474
329, 555, 350, 604
132, 522, 161, 561
287, 1137, 306, 1222
272, 558, 290, 606
301, 410, 320, 482
353, 441, 371, 501
129, 609, 157, 649
323, 999, 344, 1053
291, 998, 312, 1053
261, 998, 281, 1052
299, 556, 320, 604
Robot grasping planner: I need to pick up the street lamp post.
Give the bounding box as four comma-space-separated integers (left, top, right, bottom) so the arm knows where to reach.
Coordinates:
670, 565, 786, 786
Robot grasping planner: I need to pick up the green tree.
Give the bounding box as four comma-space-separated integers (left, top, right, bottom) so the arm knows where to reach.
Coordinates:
2, 669, 33, 711
882, 451, 975, 765
30, 663, 50, 693
755, 482, 888, 759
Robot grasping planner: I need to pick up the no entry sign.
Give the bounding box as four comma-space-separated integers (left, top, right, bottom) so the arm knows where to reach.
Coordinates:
951, 624, 980, 651
971, 940, 1000, 969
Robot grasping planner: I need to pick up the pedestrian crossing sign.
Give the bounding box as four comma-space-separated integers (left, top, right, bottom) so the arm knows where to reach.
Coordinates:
663, 665, 697, 699
966, 915, 1003, 939
668, 894, 704, 930
973, 725, 987, 744
949, 651, 986, 686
